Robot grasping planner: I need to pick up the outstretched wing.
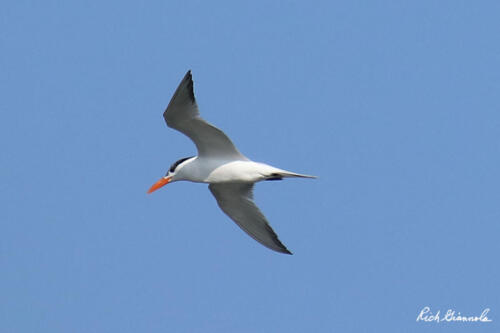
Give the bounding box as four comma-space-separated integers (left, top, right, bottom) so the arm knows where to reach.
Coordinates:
209, 182, 292, 254
163, 71, 246, 159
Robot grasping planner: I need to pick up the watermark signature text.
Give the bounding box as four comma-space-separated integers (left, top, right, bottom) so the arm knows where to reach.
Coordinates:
417, 307, 492, 323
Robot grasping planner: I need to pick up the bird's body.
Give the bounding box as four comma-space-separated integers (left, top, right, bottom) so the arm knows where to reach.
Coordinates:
172, 157, 310, 184
148, 71, 315, 254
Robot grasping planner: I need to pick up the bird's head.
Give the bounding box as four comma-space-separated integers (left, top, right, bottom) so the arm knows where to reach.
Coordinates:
147, 156, 194, 193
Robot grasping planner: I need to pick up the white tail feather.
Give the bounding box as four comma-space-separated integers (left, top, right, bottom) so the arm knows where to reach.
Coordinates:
278, 171, 317, 179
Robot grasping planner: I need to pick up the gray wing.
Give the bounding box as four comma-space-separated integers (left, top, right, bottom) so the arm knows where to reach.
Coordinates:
209, 183, 292, 254
163, 71, 246, 159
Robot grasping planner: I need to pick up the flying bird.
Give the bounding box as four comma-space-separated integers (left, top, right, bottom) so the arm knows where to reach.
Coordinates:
148, 71, 315, 254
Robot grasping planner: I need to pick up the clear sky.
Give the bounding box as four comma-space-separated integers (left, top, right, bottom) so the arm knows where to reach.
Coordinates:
2, 1, 499, 332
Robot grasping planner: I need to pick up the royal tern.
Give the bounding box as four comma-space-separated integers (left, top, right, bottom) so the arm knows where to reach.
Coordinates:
148, 71, 315, 254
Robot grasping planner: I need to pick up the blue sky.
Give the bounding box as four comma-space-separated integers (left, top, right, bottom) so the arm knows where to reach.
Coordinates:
2, 1, 499, 332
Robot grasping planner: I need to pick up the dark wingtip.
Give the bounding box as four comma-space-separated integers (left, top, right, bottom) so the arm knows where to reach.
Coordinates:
276, 243, 293, 255
184, 70, 195, 103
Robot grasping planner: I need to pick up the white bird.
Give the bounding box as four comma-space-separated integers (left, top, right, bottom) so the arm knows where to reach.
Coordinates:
148, 71, 315, 254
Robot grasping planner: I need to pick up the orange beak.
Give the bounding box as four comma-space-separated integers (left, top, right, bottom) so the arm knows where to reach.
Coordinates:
147, 176, 172, 194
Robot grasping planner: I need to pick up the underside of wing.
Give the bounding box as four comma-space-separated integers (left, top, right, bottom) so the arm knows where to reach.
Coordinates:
209, 183, 292, 254
163, 71, 245, 159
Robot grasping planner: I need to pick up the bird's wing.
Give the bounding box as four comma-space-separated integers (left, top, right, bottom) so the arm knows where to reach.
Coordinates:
163, 71, 246, 159
209, 183, 292, 254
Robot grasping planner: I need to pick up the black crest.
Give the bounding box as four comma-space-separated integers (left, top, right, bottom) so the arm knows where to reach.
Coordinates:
169, 156, 194, 173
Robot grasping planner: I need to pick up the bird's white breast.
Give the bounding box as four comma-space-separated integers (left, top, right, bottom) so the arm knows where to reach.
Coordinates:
205, 160, 278, 183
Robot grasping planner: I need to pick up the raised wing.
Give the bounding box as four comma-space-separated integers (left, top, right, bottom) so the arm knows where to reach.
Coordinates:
209, 183, 292, 254
163, 71, 246, 159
